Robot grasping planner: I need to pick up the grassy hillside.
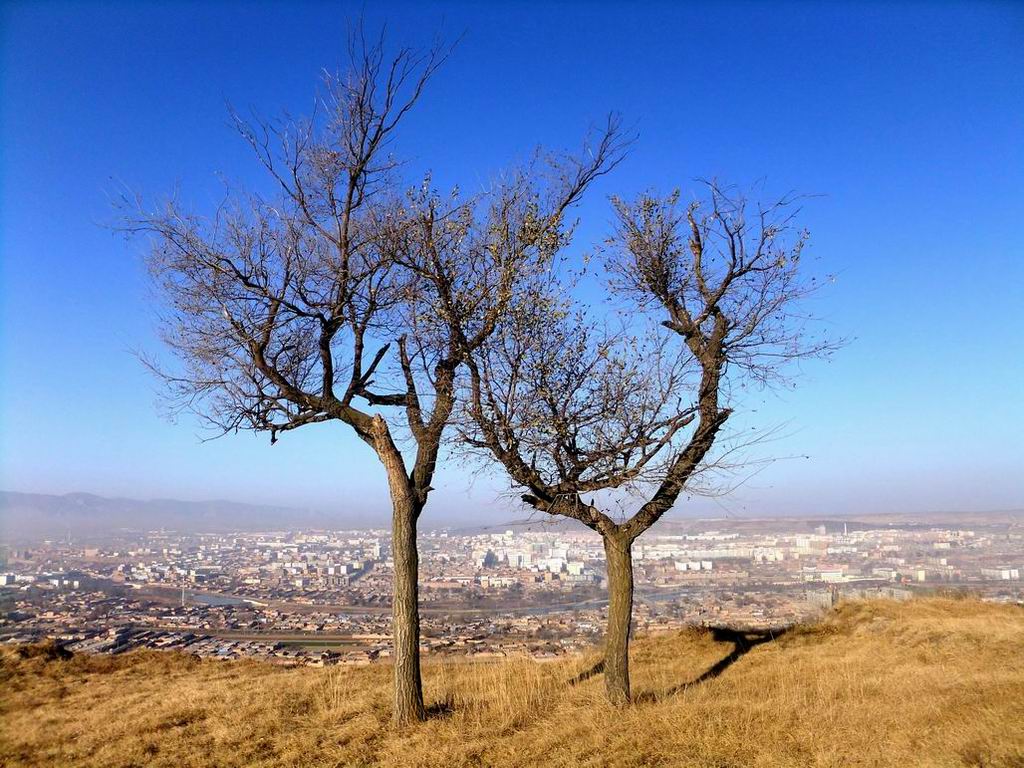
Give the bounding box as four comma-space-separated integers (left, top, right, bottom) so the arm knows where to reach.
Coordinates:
2, 598, 1023, 767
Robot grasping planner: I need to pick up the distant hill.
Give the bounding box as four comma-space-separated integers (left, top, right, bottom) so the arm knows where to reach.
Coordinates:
2, 597, 1023, 767
0, 491, 366, 540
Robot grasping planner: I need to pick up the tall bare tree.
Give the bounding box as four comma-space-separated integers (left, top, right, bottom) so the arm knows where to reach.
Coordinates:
124, 34, 450, 725
463, 181, 837, 704
123, 28, 624, 723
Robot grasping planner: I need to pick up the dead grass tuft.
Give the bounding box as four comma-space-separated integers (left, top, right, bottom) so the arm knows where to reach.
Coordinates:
2, 598, 1023, 767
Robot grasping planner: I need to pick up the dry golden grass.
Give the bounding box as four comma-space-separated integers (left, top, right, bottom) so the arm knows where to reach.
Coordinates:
2, 598, 1023, 767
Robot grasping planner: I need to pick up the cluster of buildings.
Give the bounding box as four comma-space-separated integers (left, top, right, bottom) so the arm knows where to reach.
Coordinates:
2, 515, 1021, 664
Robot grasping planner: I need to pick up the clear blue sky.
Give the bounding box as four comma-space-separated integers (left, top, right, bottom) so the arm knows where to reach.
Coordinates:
1, 0, 1022, 524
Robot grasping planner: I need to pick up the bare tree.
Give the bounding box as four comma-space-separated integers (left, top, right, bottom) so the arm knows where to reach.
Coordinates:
124, 32, 454, 725
123, 27, 624, 723
462, 180, 837, 704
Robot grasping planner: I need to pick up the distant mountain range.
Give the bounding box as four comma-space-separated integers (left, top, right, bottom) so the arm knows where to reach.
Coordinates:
2, 490, 1020, 543
0, 491, 367, 541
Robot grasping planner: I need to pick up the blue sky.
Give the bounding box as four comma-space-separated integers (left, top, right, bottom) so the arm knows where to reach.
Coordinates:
1, 0, 1022, 524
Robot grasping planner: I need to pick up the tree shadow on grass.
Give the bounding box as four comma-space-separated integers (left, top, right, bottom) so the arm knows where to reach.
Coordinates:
634, 626, 788, 704
568, 658, 605, 686
425, 695, 455, 720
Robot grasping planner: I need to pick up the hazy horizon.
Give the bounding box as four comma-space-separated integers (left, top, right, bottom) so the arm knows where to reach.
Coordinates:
2, 488, 1023, 543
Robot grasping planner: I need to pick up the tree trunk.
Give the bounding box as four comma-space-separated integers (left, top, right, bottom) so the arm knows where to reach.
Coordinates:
603, 532, 634, 705
371, 414, 426, 727
390, 493, 425, 726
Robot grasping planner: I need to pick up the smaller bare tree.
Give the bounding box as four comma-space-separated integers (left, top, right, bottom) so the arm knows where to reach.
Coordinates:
463, 181, 837, 704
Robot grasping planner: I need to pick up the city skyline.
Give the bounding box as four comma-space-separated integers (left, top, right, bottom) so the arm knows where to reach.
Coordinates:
6, 512, 1021, 665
